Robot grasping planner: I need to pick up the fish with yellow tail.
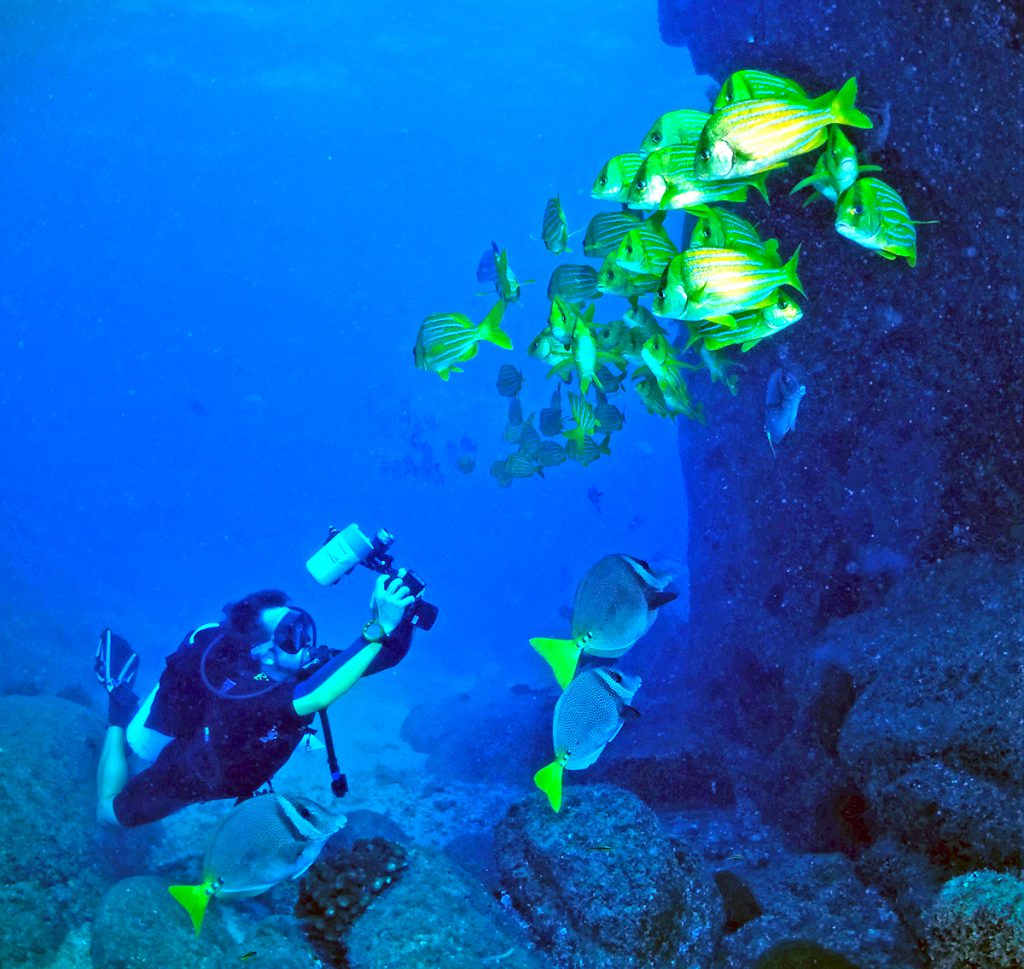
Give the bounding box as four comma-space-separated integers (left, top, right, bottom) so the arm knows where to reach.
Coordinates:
530, 553, 675, 688
534, 667, 642, 812
687, 291, 804, 352
695, 77, 873, 181
169, 793, 343, 935
790, 126, 881, 206
834, 177, 927, 266
641, 108, 711, 151
414, 302, 512, 380
654, 245, 803, 321
687, 205, 780, 265
712, 69, 809, 111
541, 195, 572, 255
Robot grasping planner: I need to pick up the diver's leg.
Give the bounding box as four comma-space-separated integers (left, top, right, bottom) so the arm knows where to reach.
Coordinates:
97, 726, 129, 826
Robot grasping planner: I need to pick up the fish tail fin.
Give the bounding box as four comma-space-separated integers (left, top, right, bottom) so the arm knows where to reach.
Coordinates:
533, 759, 565, 812
783, 245, 804, 295
831, 77, 873, 129
529, 637, 581, 689
168, 882, 213, 936
478, 301, 512, 350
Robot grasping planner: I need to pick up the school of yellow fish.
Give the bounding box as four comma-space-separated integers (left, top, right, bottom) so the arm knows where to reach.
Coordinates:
412, 69, 924, 481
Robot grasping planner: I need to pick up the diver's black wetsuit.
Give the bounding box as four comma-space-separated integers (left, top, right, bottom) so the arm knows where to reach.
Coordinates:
113, 621, 412, 828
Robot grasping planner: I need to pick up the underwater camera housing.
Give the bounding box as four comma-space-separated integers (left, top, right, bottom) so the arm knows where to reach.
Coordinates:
306, 524, 438, 631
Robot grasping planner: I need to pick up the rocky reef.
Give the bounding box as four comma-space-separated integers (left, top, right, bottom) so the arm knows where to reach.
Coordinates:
658, 0, 1023, 653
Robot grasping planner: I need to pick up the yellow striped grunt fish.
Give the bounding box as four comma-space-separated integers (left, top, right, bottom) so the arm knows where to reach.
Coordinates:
413, 301, 511, 380
712, 69, 809, 112
687, 204, 780, 265
687, 291, 804, 352
627, 144, 761, 211
695, 77, 873, 180
541, 195, 572, 255
591, 152, 646, 202
583, 209, 643, 258
614, 216, 679, 276
790, 127, 881, 206
640, 108, 711, 151
834, 177, 921, 266
597, 254, 662, 300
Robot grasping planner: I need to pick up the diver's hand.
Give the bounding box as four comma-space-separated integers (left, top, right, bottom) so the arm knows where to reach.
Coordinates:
370, 572, 416, 636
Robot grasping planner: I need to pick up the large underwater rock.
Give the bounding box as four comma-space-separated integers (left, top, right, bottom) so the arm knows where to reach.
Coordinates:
495, 785, 723, 968
923, 870, 1024, 969
835, 556, 1023, 874
90, 875, 236, 969
344, 847, 546, 969
0, 695, 111, 966
660, 0, 1024, 659
400, 683, 551, 785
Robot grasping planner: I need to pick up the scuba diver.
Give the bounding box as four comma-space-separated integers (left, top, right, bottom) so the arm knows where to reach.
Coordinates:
94, 576, 416, 828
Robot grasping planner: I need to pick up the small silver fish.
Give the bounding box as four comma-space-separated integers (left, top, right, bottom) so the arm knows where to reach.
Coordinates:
764, 368, 806, 455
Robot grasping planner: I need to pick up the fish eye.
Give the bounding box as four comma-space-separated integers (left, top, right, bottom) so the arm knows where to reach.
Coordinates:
625, 245, 633, 255
635, 179, 646, 191
698, 149, 709, 161
652, 132, 661, 144
598, 176, 607, 186
608, 670, 623, 683
657, 288, 665, 300
777, 297, 788, 308
853, 204, 864, 215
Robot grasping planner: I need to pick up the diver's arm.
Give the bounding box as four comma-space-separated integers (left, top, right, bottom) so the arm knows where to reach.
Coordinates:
291, 618, 415, 716
291, 640, 383, 717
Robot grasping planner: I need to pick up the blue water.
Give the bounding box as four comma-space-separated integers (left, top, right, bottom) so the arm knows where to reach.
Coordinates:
0, 2, 698, 700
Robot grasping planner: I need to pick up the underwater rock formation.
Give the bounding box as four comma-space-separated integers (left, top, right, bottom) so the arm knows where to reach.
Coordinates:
297, 836, 410, 966
300, 839, 544, 969
400, 684, 551, 784
836, 557, 1024, 874
924, 870, 1024, 969
710, 850, 916, 968
0, 696, 113, 966
91, 875, 235, 969
660, 0, 1024, 658
495, 784, 722, 968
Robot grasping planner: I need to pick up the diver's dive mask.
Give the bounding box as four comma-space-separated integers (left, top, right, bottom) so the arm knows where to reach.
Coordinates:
270, 608, 316, 655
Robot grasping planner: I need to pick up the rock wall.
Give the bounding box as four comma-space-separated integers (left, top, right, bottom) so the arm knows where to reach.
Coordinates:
659, 0, 1023, 653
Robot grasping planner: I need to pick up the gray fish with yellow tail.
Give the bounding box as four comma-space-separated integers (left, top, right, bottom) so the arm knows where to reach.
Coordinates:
169, 793, 343, 935
414, 302, 511, 380
834, 177, 923, 266
591, 153, 645, 203
695, 77, 872, 180
534, 667, 642, 812
530, 553, 676, 688
764, 368, 806, 455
